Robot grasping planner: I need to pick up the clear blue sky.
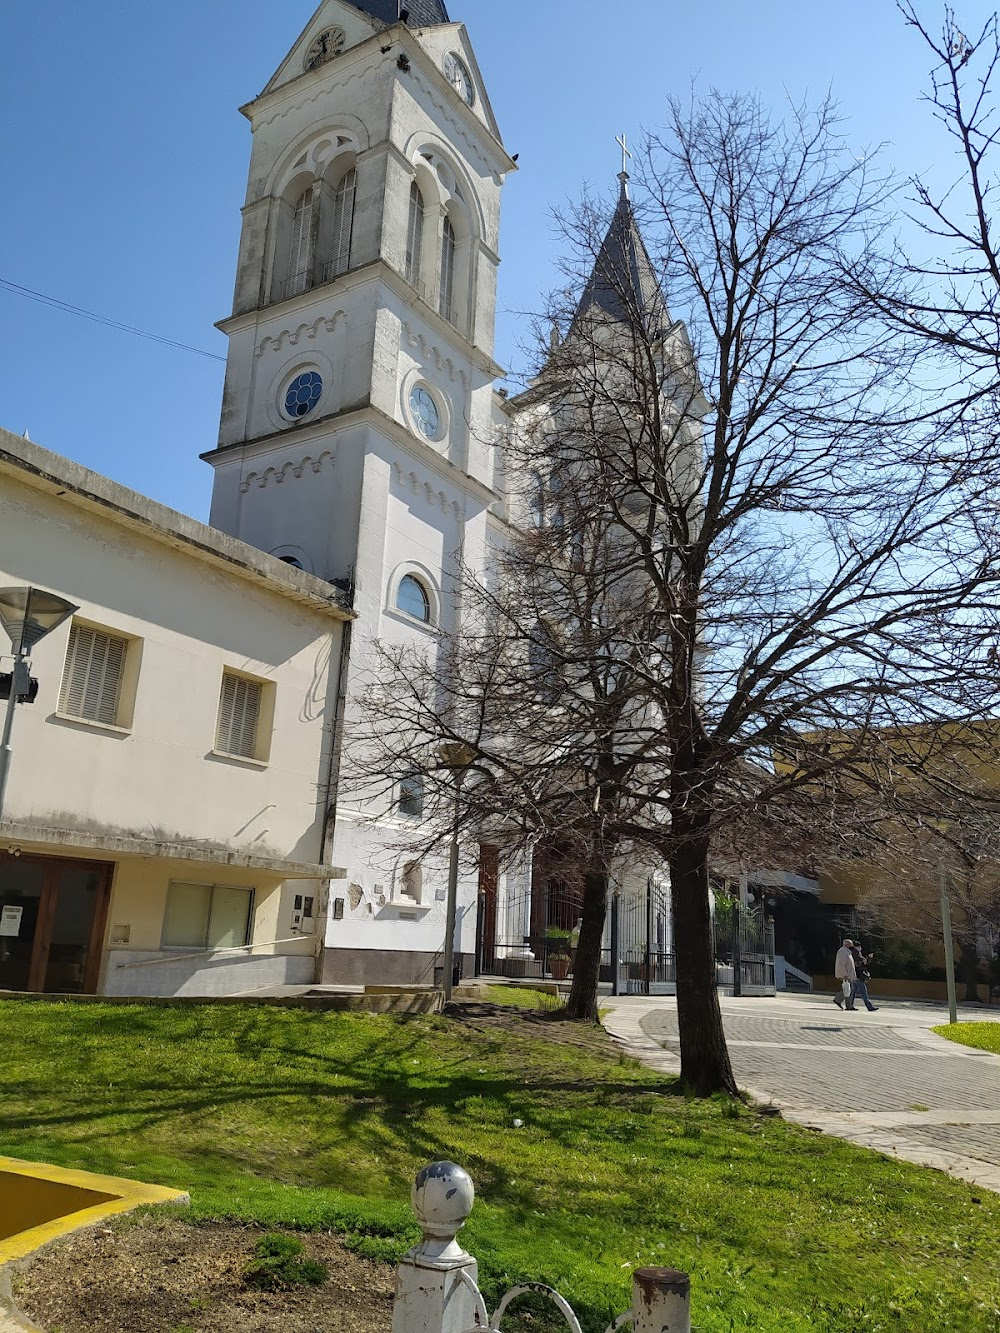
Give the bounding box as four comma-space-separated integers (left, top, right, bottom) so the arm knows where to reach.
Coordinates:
0, 0, 990, 518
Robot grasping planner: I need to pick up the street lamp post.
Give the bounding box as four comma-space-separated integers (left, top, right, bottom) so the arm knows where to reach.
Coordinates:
438, 742, 475, 1003
938, 859, 959, 1025
0, 587, 78, 822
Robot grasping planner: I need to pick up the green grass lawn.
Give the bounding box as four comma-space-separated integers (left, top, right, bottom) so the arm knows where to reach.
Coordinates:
483, 984, 565, 1010
3, 997, 1000, 1332
933, 1021, 1000, 1054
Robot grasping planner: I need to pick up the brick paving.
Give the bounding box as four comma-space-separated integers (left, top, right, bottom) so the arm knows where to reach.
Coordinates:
603, 993, 1000, 1191
642, 1008, 1000, 1113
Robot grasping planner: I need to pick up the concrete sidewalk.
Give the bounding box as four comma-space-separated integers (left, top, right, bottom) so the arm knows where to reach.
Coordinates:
603, 991, 1000, 1192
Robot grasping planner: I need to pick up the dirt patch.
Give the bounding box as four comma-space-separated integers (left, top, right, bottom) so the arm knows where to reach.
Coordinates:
13, 1213, 394, 1333
444, 1002, 615, 1055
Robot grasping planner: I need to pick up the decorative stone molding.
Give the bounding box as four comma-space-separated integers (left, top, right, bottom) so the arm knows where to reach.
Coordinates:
401, 323, 470, 386
391, 461, 462, 518
240, 449, 336, 493
256, 313, 345, 359
255, 67, 375, 130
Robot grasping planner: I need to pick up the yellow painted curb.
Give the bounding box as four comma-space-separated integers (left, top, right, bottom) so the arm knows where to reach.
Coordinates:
0, 1155, 188, 1265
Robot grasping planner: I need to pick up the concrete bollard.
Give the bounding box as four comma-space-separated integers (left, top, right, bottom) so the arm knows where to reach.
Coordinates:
632, 1267, 692, 1333
391, 1162, 480, 1333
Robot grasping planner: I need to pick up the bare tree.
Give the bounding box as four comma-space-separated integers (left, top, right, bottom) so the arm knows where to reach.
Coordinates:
865, 4, 1000, 407
350, 89, 1000, 1096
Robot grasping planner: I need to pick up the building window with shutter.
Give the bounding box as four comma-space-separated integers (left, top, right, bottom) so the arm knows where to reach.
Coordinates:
215, 671, 267, 761
161, 881, 254, 950
325, 167, 357, 280
406, 180, 424, 286
58, 623, 130, 727
287, 185, 316, 297
439, 214, 457, 323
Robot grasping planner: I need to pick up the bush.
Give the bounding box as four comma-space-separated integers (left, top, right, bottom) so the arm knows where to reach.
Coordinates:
243, 1233, 329, 1291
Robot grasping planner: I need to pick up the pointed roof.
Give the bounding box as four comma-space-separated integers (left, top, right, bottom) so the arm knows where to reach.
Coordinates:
344, 0, 450, 26
574, 173, 670, 339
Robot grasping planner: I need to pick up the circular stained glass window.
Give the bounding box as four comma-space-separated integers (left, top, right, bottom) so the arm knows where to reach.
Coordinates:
409, 384, 440, 439
284, 370, 324, 420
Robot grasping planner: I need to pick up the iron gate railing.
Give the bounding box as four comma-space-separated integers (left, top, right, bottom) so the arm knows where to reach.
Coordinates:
477, 879, 611, 981
725, 903, 776, 996
609, 880, 675, 996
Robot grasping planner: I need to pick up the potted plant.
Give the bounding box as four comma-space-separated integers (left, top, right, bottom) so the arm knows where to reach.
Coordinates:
545, 927, 573, 981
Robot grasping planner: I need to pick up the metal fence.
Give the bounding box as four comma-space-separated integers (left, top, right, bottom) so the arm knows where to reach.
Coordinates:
392, 1161, 692, 1333
609, 880, 675, 996
715, 902, 776, 996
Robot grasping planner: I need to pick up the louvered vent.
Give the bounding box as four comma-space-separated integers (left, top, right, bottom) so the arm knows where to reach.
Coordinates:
216, 672, 262, 758
58, 624, 127, 725
288, 186, 315, 296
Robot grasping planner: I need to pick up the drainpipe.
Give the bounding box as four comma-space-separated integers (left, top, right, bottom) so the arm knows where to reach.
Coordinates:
314, 576, 355, 984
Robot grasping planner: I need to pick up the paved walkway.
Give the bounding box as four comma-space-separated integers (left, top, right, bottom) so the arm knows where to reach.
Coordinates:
603, 991, 1000, 1192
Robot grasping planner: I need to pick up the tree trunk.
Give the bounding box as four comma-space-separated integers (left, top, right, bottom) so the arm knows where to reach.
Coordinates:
565, 851, 610, 1022
670, 829, 738, 1097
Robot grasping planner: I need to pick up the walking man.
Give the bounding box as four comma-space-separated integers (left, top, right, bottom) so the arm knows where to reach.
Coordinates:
849, 941, 878, 1012
834, 937, 857, 1009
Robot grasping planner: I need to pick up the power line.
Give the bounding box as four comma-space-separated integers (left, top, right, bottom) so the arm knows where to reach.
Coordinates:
0, 277, 227, 364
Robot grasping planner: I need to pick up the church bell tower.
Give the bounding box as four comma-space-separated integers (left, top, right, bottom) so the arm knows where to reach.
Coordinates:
203, 0, 516, 984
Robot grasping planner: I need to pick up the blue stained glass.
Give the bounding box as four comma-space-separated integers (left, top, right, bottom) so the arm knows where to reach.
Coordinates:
284, 371, 323, 419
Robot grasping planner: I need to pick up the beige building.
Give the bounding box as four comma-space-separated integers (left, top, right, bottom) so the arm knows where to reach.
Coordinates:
0, 429, 350, 996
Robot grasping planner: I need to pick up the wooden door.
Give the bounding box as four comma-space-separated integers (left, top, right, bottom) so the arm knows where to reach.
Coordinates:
11, 857, 114, 995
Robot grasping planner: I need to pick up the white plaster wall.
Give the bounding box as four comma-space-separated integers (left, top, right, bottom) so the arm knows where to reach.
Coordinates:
0, 473, 340, 867
327, 812, 477, 959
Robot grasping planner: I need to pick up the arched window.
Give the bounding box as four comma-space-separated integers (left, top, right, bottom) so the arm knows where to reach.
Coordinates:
327, 167, 357, 279
288, 186, 315, 296
400, 860, 423, 903
396, 574, 431, 623
439, 215, 457, 323
406, 180, 424, 286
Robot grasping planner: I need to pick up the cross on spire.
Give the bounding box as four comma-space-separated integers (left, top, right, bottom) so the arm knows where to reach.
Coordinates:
616, 133, 632, 175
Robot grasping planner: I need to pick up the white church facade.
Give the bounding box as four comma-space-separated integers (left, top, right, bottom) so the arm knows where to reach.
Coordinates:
0, 0, 683, 996
203, 0, 517, 987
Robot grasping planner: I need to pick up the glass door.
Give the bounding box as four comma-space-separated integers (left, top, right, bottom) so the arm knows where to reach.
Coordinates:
0, 854, 112, 994
0, 859, 45, 991
43, 863, 108, 994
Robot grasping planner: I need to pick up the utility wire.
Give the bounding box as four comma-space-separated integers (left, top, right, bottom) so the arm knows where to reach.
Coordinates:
0, 277, 227, 363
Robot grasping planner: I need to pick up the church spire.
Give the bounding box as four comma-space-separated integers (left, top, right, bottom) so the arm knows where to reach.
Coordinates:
345, 0, 450, 25
573, 148, 670, 340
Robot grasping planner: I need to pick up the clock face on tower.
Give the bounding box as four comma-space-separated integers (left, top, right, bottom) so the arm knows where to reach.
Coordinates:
304, 28, 345, 71
443, 52, 475, 107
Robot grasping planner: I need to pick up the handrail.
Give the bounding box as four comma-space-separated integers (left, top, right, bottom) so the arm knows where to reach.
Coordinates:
114, 937, 306, 970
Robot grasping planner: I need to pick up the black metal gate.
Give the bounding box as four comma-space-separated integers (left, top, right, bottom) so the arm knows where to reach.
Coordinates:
477, 869, 602, 981
730, 904, 776, 996
609, 880, 675, 995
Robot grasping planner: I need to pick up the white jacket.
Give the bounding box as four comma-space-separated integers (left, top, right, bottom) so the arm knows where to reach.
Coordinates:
835, 946, 857, 981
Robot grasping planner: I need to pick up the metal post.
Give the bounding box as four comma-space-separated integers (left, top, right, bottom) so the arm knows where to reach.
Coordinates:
644, 877, 653, 997
732, 899, 742, 998
610, 890, 621, 997
443, 833, 460, 1003
631, 1267, 691, 1333
474, 890, 485, 978
939, 861, 958, 1025
0, 655, 25, 823
392, 1162, 480, 1333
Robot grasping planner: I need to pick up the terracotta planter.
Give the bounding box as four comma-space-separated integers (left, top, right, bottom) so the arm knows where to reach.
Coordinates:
549, 957, 571, 981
